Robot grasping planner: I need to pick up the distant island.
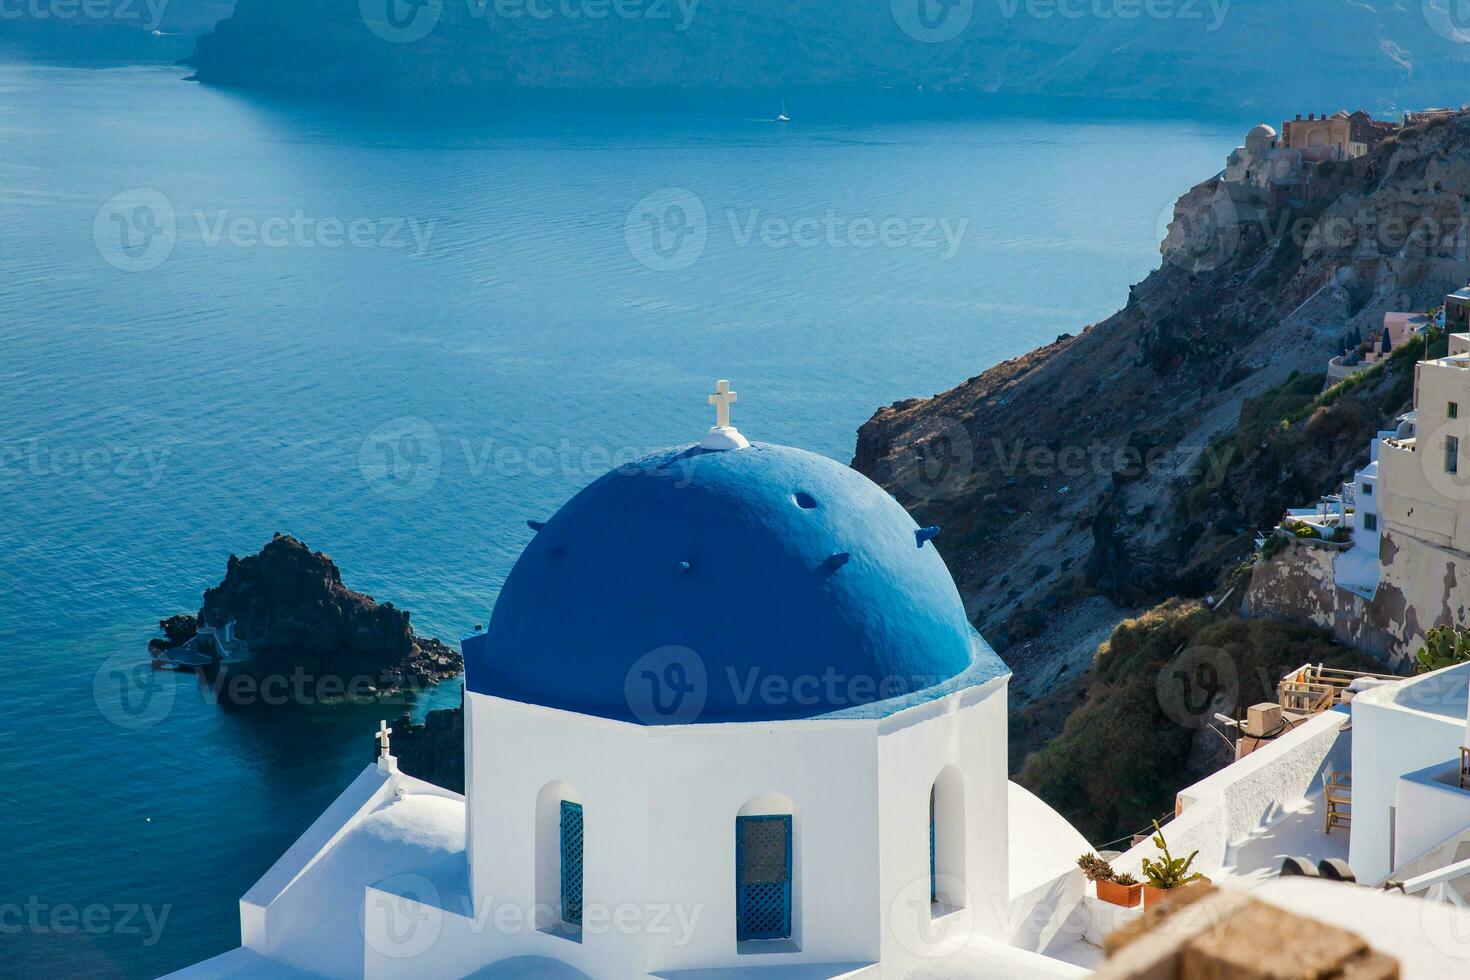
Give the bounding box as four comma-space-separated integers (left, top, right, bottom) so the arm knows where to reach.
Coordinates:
152, 533, 461, 706
0, 0, 235, 65
187, 0, 1470, 112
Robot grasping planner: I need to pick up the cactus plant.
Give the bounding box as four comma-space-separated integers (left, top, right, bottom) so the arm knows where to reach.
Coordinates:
1141, 822, 1204, 892
1415, 625, 1470, 675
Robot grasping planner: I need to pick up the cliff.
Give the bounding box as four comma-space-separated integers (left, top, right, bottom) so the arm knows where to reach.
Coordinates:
188, 0, 1470, 111
196, 532, 461, 689
856, 113, 1470, 656
853, 115, 1464, 834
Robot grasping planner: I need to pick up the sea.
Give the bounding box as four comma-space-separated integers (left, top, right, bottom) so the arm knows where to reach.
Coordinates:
0, 62, 1245, 976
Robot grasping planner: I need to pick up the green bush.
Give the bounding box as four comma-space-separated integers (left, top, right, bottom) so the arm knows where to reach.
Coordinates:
1259, 534, 1288, 561
1284, 519, 1319, 540
1237, 371, 1325, 452
1018, 603, 1392, 844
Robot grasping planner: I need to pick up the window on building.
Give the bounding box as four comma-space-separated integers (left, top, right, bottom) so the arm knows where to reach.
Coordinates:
929, 788, 937, 904
736, 814, 792, 942
535, 782, 584, 940
1363, 482, 1373, 496
560, 801, 584, 928
1364, 514, 1378, 532
1452, 402, 1461, 420
930, 767, 966, 914
1449, 436, 1461, 476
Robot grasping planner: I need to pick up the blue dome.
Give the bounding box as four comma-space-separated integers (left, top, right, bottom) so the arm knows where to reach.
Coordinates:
463, 442, 1007, 724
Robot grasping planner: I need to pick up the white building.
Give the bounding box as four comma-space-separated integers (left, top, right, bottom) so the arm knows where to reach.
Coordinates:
169, 382, 1102, 979
1223, 123, 1299, 189
168, 383, 1470, 979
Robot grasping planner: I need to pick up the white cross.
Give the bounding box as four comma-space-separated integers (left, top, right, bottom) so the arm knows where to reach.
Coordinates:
376, 719, 393, 758
708, 380, 737, 430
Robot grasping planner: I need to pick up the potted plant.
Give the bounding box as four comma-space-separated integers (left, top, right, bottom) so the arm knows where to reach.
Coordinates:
1098, 871, 1143, 909
1140, 822, 1206, 908
1076, 853, 1143, 908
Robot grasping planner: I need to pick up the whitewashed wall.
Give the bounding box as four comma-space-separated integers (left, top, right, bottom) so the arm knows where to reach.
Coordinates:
1350, 667, 1470, 884
464, 678, 1018, 977
875, 678, 1011, 969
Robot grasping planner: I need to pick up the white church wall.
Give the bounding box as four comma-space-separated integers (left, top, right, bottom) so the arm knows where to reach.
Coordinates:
459, 679, 1039, 978
362, 882, 480, 980
875, 679, 1011, 969
239, 765, 396, 959
466, 692, 653, 978
642, 720, 882, 973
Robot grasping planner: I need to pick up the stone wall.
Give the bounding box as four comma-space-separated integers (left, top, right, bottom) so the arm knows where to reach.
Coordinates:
1243, 529, 1470, 670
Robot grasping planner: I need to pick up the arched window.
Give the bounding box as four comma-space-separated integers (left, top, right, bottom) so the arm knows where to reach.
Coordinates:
930, 767, 966, 913
560, 801, 584, 926
736, 793, 795, 944
535, 781, 583, 939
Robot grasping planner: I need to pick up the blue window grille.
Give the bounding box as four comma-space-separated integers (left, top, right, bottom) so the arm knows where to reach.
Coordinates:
560, 801, 584, 927
929, 787, 937, 904
736, 814, 792, 941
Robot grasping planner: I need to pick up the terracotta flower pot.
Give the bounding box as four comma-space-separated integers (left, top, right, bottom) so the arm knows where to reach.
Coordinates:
1143, 878, 1211, 908
1096, 879, 1143, 908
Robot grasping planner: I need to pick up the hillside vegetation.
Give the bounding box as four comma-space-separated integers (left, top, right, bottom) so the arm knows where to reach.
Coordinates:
1018, 601, 1385, 844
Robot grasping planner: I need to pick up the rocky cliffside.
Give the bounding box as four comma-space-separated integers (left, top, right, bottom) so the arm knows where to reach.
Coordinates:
390, 704, 466, 793
188, 0, 1470, 111
855, 112, 1470, 682
850, 117, 1470, 837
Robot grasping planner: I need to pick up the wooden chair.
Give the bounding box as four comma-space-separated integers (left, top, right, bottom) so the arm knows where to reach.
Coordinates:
1324, 771, 1352, 835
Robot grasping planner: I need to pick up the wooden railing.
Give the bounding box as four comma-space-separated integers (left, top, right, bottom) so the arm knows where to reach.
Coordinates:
1278, 664, 1402, 715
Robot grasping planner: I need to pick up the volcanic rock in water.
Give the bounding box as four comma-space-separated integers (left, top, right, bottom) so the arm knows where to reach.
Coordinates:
198, 533, 462, 688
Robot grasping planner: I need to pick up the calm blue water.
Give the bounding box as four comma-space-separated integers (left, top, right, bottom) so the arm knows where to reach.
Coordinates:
0, 63, 1242, 977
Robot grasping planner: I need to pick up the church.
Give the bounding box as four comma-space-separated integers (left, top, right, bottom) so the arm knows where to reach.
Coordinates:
170, 382, 1097, 979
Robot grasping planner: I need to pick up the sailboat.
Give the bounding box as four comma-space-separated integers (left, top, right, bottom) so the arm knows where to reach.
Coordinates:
776, 99, 791, 123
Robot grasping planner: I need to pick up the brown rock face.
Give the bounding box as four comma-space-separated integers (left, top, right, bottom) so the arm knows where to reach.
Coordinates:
854, 114, 1470, 648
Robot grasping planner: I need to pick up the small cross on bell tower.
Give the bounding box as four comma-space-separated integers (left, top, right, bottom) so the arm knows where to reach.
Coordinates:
375, 719, 397, 774
701, 379, 751, 451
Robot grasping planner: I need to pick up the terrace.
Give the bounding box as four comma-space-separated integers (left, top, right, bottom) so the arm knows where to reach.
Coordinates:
1052, 664, 1470, 967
